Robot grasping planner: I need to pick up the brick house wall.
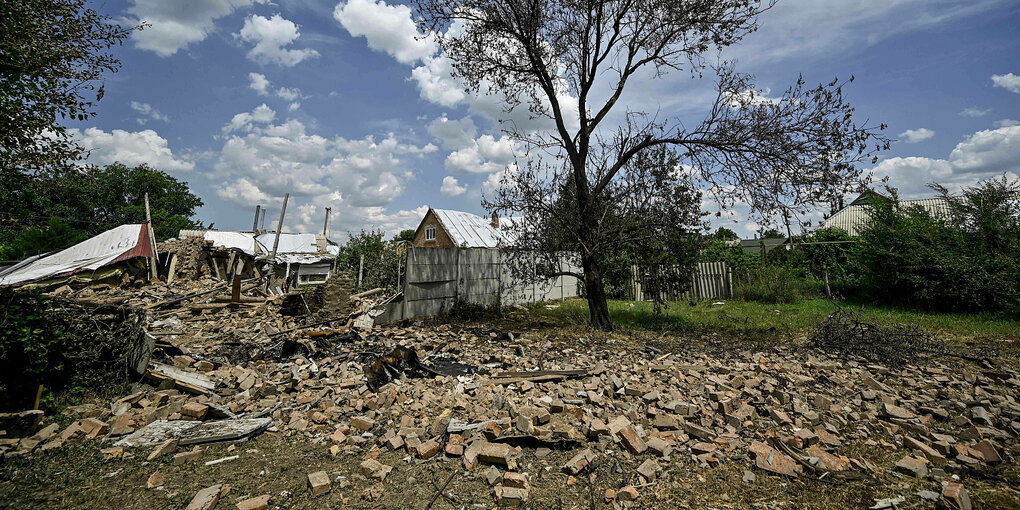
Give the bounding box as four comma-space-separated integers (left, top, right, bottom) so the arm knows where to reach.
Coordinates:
411, 209, 457, 248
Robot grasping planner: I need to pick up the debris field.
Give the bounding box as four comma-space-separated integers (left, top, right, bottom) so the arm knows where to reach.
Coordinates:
1, 243, 1018, 509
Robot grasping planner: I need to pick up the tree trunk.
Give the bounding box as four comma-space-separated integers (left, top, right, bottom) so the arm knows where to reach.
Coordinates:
582, 254, 613, 331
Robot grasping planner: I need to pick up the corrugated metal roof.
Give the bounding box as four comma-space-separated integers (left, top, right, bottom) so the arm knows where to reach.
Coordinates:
0, 224, 150, 286
432, 208, 506, 248
254, 233, 339, 264
178, 230, 337, 264
820, 197, 951, 236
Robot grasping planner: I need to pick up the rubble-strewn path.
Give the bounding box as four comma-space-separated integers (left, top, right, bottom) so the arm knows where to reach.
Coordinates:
2, 322, 1018, 509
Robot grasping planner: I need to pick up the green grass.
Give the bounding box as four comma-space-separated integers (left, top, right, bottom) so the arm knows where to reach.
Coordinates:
527, 298, 1020, 342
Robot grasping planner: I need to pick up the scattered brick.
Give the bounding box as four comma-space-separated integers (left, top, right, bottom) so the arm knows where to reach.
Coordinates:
307, 471, 331, 497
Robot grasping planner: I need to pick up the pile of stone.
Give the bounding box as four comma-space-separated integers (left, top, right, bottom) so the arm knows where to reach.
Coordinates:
3, 319, 1015, 508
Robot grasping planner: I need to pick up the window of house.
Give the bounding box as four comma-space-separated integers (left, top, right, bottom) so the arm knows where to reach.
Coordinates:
425, 225, 436, 241
298, 273, 328, 283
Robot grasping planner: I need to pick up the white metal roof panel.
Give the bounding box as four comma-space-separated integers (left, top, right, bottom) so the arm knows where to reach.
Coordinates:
203, 231, 260, 256
820, 197, 951, 236
255, 232, 338, 264
0, 224, 150, 286
432, 208, 505, 248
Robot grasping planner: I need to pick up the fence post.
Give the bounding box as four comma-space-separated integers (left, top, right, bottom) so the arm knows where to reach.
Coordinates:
727, 265, 733, 298
357, 254, 364, 289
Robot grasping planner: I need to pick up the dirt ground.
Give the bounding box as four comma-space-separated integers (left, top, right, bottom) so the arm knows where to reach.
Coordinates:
2, 321, 1019, 509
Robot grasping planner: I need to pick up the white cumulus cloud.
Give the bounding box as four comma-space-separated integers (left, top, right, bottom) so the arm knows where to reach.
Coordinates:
222, 104, 276, 134
948, 125, 1020, 174
334, 0, 436, 64
237, 14, 319, 67
426, 115, 477, 149
440, 176, 466, 197
445, 135, 518, 174
248, 72, 271, 95
213, 112, 434, 215
992, 73, 1020, 94
69, 127, 194, 173
248, 72, 305, 103
124, 0, 267, 57
897, 128, 934, 143
870, 125, 1020, 198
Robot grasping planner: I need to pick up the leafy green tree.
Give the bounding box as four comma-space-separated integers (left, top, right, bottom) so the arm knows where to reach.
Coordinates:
0, 164, 205, 259
0, 217, 86, 259
1, 0, 139, 173
854, 180, 1020, 314
71, 163, 205, 241
713, 227, 739, 241
392, 229, 415, 243
336, 229, 403, 293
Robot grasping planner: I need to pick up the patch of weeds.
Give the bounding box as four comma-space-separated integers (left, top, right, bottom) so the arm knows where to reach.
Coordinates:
446, 299, 501, 321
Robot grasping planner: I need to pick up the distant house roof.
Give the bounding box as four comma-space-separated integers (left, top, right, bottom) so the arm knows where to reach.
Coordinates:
0, 224, 153, 286
820, 195, 951, 236
731, 237, 789, 255
430, 208, 506, 248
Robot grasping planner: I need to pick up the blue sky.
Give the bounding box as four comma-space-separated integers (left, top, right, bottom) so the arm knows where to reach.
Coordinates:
69, 0, 1020, 239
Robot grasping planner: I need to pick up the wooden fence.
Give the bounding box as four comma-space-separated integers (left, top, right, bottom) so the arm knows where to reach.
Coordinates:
631, 261, 732, 302
375, 247, 581, 322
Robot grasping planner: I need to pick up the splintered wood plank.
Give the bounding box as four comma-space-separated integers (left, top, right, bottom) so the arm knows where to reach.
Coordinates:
147, 362, 216, 394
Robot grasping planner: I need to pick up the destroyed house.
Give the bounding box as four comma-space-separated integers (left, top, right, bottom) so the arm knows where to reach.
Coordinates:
176, 230, 339, 287
412, 208, 507, 248
255, 232, 339, 286
0, 224, 154, 288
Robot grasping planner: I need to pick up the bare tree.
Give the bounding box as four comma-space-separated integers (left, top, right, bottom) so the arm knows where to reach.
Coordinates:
415, 0, 889, 330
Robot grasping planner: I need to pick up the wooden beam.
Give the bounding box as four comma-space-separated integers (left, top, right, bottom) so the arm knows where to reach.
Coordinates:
230, 276, 241, 311
144, 192, 159, 280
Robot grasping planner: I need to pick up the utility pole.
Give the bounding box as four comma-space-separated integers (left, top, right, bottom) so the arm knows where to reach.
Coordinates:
322, 207, 331, 236
252, 205, 261, 232
259, 208, 267, 230
144, 192, 159, 280
270, 193, 290, 262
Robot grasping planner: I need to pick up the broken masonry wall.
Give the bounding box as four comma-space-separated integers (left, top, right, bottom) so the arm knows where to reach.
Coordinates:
0, 288, 148, 411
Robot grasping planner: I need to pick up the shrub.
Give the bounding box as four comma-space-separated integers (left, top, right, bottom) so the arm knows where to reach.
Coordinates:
0, 289, 142, 411
734, 264, 806, 304
446, 298, 500, 320
853, 178, 1020, 315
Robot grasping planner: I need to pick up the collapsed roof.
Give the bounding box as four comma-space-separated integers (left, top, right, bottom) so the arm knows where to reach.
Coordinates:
0, 224, 153, 287
179, 230, 339, 265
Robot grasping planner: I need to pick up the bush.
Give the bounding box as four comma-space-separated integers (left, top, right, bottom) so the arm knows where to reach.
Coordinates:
0, 289, 142, 411
854, 179, 1020, 315
734, 264, 808, 304
446, 298, 501, 321
335, 229, 405, 294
